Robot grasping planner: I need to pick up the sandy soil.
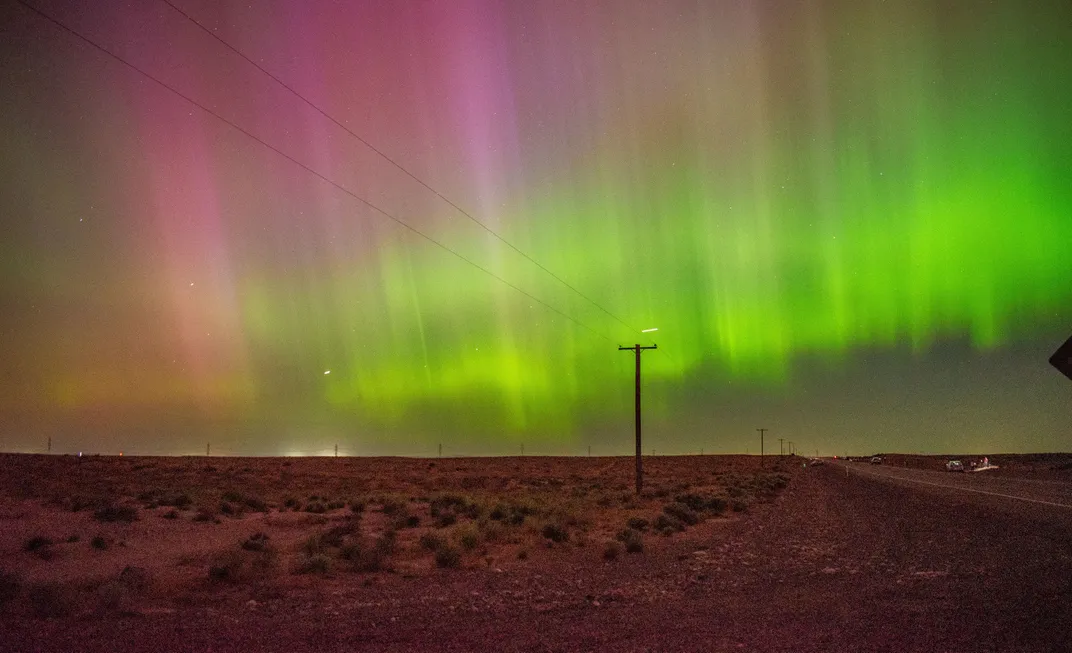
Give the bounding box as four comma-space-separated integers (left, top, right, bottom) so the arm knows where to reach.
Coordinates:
1, 452, 1070, 651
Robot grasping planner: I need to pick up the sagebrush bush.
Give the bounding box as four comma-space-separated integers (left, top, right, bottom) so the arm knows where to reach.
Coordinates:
28, 582, 76, 618
626, 516, 650, 532
94, 503, 138, 523
541, 523, 569, 543
419, 533, 445, 551
663, 502, 699, 526
241, 532, 270, 552
434, 545, 461, 568
208, 551, 246, 582
91, 535, 108, 550
654, 513, 684, 534
296, 554, 332, 575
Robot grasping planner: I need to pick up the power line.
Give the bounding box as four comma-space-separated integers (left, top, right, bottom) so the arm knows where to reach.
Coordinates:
160, 0, 650, 342
14, 0, 617, 344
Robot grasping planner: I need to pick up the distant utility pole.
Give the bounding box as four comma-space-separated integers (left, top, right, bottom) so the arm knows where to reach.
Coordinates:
335, 444, 338, 458
757, 428, 767, 467
619, 343, 657, 494
788, 441, 794, 456
588, 445, 592, 457
779, 438, 785, 458
206, 442, 210, 457
521, 443, 524, 457
438, 443, 442, 458
47, 437, 51, 453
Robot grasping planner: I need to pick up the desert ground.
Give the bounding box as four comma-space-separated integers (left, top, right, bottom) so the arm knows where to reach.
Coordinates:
1, 452, 1070, 652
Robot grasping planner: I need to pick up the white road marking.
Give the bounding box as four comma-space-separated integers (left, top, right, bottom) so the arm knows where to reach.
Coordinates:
846, 466, 1072, 509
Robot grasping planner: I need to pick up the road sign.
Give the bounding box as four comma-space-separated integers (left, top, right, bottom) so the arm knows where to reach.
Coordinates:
1051, 334, 1072, 382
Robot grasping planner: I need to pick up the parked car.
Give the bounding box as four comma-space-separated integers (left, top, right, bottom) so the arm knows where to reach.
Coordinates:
870, 456, 883, 465
809, 458, 825, 466
945, 460, 965, 472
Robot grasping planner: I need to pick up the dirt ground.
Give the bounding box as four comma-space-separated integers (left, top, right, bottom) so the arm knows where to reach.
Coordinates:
1, 452, 1070, 652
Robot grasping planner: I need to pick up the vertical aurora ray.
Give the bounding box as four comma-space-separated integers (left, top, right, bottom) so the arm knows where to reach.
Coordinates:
0, 0, 1069, 455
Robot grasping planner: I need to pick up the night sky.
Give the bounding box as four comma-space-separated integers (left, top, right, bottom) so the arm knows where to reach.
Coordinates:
1, 0, 1070, 457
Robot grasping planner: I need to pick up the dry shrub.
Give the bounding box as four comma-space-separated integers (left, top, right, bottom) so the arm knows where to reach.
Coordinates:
434, 545, 461, 568
0, 571, 21, 606
603, 541, 622, 561
28, 582, 77, 618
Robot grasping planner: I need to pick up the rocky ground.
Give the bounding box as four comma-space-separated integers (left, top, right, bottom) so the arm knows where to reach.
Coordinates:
1, 453, 1070, 651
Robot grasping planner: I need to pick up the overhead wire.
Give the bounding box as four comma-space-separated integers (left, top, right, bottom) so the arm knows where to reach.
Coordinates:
159, 0, 655, 345
14, 0, 617, 344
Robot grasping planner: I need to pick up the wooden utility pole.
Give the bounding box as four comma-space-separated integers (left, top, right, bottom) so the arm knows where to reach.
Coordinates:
206, 442, 210, 457
335, 444, 338, 458
619, 344, 657, 494
757, 428, 767, 467
779, 438, 785, 458
47, 437, 51, 453
438, 443, 442, 458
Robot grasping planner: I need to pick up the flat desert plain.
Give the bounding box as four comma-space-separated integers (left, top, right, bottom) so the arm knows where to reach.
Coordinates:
1, 452, 1071, 652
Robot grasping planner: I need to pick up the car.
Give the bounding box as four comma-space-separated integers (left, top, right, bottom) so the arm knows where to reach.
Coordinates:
945, 460, 965, 472
870, 456, 883, 465
809, 458, 825, 466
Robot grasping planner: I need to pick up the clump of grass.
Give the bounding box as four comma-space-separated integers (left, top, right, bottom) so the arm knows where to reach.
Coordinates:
349, 500, 366, 514
626, 516, 650, 532
91, 535, 109, 551
435, 512, 457, 528
304, 502, 327, 514
283, 497, 299, 509
162, 509, 179, 520
28, 582, 77, 618
434, 545, 461, 568
94, 503, 138, 523
65, 534, 80, 544
541, 523, 569, 543
731, 498, 750, 513
326, 500, 346, 511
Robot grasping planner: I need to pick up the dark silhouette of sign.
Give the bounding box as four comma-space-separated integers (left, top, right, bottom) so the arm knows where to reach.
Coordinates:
1051, 334, 1072, 382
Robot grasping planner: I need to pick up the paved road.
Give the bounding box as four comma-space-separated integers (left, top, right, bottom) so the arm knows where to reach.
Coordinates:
837, 461, 1072, 509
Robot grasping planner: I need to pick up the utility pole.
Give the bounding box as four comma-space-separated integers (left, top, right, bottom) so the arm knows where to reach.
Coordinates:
779, 438, 785, 458
788, 441, 794, 456
588, 445, 591, 457
335, 444, 338, 458
438, 443, 442, 458
521, 443, 524, 457
757, 428, 767, 468
47, 437, 51, 453
206, 442, 210, 457
619, 343, 657, 494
